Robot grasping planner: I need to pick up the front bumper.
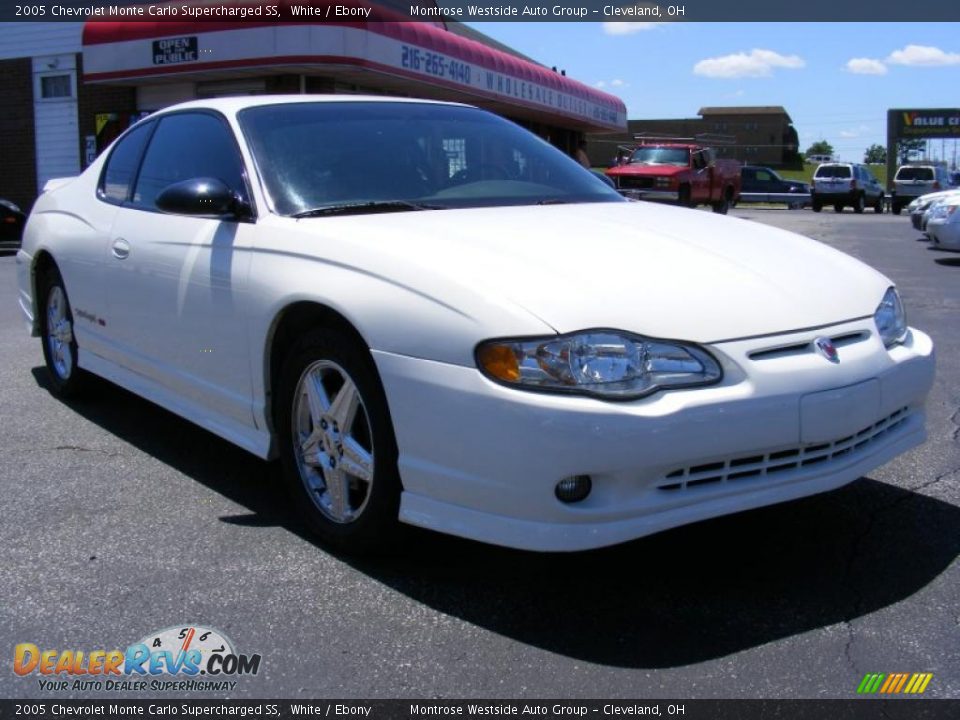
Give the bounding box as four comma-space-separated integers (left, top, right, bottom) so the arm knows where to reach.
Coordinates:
373, 320, 934, 551
617, 189, 679, 202
929, 221, 960, 250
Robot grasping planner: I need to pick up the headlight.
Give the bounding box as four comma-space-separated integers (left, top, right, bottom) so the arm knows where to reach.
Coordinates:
476, 331, 722, 400
874, 287, 907, 348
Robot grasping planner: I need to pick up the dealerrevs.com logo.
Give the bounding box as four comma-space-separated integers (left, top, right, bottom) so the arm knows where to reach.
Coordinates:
14, 625, 262, 693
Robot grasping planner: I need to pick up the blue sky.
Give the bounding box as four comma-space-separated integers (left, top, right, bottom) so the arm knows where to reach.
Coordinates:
471, 22, 960, 163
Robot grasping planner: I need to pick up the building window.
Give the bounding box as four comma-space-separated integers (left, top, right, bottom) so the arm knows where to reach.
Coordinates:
40, 74, 72, 99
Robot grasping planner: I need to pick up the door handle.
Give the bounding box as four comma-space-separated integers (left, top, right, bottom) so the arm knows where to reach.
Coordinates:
111, 238, 130, 260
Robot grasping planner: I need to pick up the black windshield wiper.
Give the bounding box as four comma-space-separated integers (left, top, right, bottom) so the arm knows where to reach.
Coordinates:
292, 200, 445, 218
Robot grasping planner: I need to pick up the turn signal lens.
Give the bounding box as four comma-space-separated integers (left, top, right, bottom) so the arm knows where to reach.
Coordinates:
477, 344, 520, 382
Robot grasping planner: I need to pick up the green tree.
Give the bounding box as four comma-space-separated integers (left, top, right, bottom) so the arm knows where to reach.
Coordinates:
897, 139, 926, 164
805, 140, 834, 158
863, 144, 886, 164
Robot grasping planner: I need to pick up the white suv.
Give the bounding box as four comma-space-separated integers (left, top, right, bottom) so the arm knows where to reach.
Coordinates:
811, 162, 885, 214
892, 165, 954, 215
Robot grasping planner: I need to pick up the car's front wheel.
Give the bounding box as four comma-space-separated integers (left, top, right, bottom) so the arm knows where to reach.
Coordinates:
276, 328, 401, 553
39, 267, 87, 397
853, 193, 865, 214
873, 195, 884, 214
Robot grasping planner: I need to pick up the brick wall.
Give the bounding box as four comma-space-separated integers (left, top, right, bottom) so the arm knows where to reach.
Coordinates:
0, 57, 38, 212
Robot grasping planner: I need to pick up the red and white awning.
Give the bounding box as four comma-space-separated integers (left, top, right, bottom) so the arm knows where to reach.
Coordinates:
82, 1, 627, 132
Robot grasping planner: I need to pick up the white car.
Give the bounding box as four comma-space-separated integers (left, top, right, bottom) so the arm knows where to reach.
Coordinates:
926, 198, 960, 250
908, 189, 960, 235
16, 97, 935, 553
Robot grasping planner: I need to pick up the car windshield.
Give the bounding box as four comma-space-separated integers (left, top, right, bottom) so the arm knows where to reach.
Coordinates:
237, 102, 623, 216
815, 165, 852, 179
896, 167, 934, 181
628, 147, 690, 166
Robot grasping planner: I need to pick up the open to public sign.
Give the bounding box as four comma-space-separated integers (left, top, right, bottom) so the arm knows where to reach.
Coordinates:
152, 36, 198, 65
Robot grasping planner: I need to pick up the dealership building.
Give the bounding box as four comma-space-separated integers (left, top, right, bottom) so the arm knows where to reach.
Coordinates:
587, 106, 801, 168
0, 6, 627, 211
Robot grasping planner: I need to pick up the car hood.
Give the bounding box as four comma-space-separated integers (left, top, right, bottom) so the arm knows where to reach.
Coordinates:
290, 202, 890, 344
607, 165, 687, 177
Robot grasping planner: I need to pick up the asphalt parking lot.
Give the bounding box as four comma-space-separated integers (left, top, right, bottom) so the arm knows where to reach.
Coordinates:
1, 208, 958, 700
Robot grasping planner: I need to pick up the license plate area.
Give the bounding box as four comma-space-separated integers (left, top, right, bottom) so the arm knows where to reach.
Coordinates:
800, 379, 880, 444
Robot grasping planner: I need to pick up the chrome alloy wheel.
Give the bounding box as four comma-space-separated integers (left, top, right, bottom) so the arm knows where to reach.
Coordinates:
46, 286, 74, 380
292, 359, 375, 524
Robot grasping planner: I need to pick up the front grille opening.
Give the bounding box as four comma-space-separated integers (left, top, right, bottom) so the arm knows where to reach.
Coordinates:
656, 407, 911, 492
748, 330, 870, 362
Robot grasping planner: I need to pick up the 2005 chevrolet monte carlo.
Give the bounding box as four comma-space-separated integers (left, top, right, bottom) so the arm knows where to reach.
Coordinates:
16, 96, 935, 553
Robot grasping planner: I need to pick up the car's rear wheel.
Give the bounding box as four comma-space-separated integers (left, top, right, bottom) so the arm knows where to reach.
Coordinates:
711, 194, 729, 214
853, 194, 865, 214
834, 203, 844, 213
874, 195, 884, 214
276, 327, 401, 554
812, 199, 822, 212
891, 203, 902, 215
39, 267, 87, 397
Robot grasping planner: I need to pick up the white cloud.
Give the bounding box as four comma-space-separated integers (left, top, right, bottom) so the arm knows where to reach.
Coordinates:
846, 58, 887, 75
595, 79, 628, 89
693, 49, 805, 78
602, 22, 663, 36
886, 44, 960, 66
839, 124, 871, 139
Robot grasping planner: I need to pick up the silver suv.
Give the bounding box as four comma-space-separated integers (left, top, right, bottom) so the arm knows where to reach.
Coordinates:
892, 165, 954, 215
811, 162, 884, 214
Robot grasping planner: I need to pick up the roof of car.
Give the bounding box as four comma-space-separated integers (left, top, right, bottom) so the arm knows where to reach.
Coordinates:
152, 95, 469, 116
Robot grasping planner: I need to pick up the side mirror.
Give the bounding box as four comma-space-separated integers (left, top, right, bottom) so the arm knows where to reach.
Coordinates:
155, 177, 251, 220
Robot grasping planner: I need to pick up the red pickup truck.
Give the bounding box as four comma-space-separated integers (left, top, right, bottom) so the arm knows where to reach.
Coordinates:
606, 141, 741, 214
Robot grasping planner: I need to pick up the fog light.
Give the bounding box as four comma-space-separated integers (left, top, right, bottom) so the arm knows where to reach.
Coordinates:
555, 475, 592, 503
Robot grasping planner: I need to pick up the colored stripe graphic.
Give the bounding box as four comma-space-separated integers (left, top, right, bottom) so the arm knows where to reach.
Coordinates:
857, 673, 933, 694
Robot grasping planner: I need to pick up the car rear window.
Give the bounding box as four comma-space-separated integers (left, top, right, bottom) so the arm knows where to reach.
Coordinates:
896, 167, 935, 181
815, 165, 852, 179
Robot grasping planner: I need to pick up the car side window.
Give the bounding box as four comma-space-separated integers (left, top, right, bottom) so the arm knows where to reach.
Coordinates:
132, 112, 246, 211
99, 121, 155, 204
756, 170, 771, 182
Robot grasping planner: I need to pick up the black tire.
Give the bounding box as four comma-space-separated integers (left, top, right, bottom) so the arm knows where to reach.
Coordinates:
38, 267, 88, 398
873, 195, 884, 214
678, 185, 693, 208
834, 203, 844, 213
892, 203, 903, 216
812, 200, 822, 213
275, 327, 401, 554
853, 194, 865, 214
711, 195, 729, 214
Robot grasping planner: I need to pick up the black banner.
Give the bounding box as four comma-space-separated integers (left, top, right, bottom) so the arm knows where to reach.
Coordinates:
1, 0, 960, 23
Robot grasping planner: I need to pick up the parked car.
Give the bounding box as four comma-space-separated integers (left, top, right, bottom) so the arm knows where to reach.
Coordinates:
605, 140, 741, 213
926, 197, 960, 250
907, 189, 960, 234
16, 96, 935, 554
892, 164, 954, 215
811, 162, 885, 214
0, 198, 26, 249
739, 165, 809, 208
